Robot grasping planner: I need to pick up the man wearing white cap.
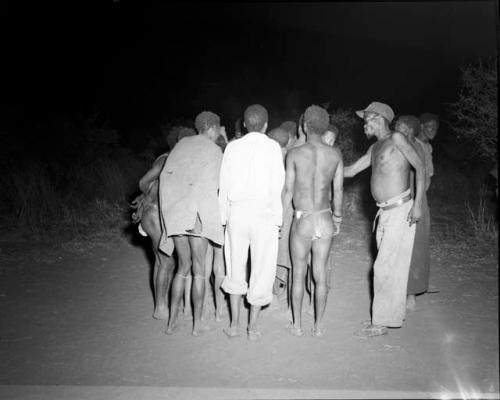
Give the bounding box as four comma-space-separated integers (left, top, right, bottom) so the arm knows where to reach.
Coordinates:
344, 101, 425, 337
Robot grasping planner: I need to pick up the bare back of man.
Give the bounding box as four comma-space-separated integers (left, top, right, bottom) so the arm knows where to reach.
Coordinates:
284, 137, 343, 337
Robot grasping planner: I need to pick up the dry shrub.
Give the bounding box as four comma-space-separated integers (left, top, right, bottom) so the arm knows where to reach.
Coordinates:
447, 57, 497, 165
465, 185, 498, 243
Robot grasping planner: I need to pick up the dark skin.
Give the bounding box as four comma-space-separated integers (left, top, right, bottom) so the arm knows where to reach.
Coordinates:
395, 119, 428, 311
344, 112, 424, 333
344, 112, 424, 224
282, 128, 343, 337
165, 127, 220, 336
132, 154, 175, 320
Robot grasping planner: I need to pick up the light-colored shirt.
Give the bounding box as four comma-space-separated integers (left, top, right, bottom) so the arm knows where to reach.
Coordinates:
218, 132, 285, 226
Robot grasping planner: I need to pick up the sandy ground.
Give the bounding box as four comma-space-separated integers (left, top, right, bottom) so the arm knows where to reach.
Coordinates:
0, 213, 498, 399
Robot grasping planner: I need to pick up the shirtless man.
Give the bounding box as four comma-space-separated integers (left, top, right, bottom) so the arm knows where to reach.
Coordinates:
344, 102, 424, 337
282, 105, 344, 337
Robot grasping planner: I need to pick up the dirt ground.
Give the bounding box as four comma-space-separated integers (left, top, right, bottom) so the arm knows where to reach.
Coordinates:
0, 212, 498, 399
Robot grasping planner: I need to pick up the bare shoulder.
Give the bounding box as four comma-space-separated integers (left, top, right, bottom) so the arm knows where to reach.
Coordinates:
391, 131, 409, 146
331, 145, 342, 158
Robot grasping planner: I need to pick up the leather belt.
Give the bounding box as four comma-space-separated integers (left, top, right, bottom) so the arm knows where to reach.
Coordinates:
379, 194, 412, 211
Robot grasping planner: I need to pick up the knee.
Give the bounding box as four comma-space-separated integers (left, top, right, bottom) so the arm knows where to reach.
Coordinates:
177, 259, 192, 274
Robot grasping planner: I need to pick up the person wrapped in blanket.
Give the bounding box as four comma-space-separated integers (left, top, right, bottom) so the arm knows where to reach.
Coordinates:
130, 126, 196, 321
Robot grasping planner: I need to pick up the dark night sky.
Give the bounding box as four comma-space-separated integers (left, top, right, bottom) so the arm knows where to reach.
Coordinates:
2, 1, 498, 144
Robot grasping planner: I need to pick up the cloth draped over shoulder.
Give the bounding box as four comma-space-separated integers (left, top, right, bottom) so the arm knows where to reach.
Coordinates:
158, 135, 224, 256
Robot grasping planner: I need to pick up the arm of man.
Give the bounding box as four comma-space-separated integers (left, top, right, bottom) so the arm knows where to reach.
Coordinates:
392, 132, 424, 225
218, 148, 231, 226
343, 145, 372, 178
332, 155, 344, 235
139, 154, 167, 194
282, 150, 296, 225
270, 142, 286, 227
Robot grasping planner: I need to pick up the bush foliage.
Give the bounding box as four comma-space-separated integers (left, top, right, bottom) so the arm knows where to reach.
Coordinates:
447, 57, 497, 165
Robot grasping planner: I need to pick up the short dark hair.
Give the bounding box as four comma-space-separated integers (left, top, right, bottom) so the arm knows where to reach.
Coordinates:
326, 123, 339, 137
244, 104, 268, 132
419, 113, 439, 125
304, 105, 329, 136
268, 127, 290, 148
280, 121, 297, 139
396, 115, 421, 136
195, 111, 220, 133
177, 127, 197, 141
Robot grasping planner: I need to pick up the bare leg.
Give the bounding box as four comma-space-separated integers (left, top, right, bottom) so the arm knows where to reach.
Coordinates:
153, 252, 175, 320
406, 294, 416, 311
202, 243, 214, 320
166, 236, 191, 334
189, 236, 209, 336
248, 305, 262, 340
290, 231, 311, 337
224, 294, 242, 337
141, 205, 174, 320
183, 275, 192, 320
213, 245, 226, 322
311, 237, 333, 336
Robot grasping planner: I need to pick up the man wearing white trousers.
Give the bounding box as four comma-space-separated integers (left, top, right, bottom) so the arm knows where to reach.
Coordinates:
219, 104, 285, 341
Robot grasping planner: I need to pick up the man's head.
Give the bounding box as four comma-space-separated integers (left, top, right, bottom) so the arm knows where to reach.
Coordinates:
322, 124, 339, 146
419, 113, 439, 141
303, 105, 329, 136
356, 101, 394, 138
244, 104, 268, 133
268, 127, 290, 149
395, 115, 420, 140
195, 111, 221, 141
177, 127, 197, 142
280, 121, 297, 147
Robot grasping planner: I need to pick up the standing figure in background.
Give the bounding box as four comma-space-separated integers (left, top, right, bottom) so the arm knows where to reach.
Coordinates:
418, 113, 439, 190
268, 127, 294, 310
395, 115, 431, 311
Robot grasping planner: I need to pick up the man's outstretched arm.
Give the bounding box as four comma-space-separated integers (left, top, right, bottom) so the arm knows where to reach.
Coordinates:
343, 145, 372, 178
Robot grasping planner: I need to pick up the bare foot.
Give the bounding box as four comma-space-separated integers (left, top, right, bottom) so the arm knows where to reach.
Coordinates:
247, 327, 263, 341
153, 306, 169, 320
354, 324, 388, 338
287, 323, 304, 337
215, 308, 228, 323
223, 326, 241, 338
165, 323, 181, 335
192, 324, 212, 336
406, 295, 416, 311
311, 325, 327, 337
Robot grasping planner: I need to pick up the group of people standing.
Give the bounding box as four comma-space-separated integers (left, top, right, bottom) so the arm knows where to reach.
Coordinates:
131, 101, 439, 340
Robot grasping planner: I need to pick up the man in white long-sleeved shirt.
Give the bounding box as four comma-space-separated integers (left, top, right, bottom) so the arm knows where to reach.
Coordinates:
219, 104, 285, 340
